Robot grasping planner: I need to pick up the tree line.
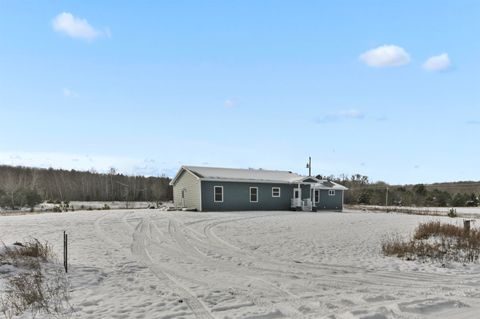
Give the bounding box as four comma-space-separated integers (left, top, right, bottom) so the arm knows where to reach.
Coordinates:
319, 173, 480, 207
0, 165, 173, 210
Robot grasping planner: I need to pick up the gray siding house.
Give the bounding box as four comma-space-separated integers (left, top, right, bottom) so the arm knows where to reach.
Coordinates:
170, 166, 348, 212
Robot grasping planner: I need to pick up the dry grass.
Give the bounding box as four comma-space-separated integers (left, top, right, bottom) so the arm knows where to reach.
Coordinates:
382, 221, 480, 263
0, 238, 55, 262
413, 221, 467, 240
0, 239, 72, 318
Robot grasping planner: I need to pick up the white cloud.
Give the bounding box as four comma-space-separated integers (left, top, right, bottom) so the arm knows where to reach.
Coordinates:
317, 109, 365, 123
63, 88, 78, 98
423, 53, 451, 71
359, 45, 411, 67
52, 12, 107, 40
224, 99, 236, 108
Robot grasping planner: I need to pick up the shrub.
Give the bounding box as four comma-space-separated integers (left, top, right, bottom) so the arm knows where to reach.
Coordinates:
51, 206, 62, 213
102, 204, 110, 210
448, 208, 458, 218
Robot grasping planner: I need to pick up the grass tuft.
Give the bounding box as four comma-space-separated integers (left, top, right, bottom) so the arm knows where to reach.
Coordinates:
0, 239, 72, 318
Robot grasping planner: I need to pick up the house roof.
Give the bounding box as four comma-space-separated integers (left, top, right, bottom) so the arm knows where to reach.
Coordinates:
170, 165, 320, 185
312, 180, 349, 190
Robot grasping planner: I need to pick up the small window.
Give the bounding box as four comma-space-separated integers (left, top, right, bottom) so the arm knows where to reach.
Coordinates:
214, 186, 223, 202
328, 189, 335, 196
250, 187, 258, 202
272, 187, 280, 198
314, 189, 320, 203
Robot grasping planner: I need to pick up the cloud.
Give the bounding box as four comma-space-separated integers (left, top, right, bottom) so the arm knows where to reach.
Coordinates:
466, 120, 480, 125
359, 45, 411, 67
224, 99, 236, 108
63, 88, 78, 98
52, 12, 108, 40
423, 53, 451, 72
316, 109, 365, 123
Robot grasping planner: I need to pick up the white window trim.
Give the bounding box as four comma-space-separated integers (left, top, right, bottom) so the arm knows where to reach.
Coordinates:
314, 189, 320, 203
272, 187, 281, 198
250, 187, 259, 203
328, 189, 336, 196
214, 186, 224, 203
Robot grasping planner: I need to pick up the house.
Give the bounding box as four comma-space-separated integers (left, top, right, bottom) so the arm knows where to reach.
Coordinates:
169, 166, 348, 212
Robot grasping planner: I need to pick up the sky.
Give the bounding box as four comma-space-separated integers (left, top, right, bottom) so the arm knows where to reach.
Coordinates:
0, 1, 479, 184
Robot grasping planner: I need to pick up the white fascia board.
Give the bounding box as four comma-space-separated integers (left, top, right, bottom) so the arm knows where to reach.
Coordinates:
201, 178, 296, 184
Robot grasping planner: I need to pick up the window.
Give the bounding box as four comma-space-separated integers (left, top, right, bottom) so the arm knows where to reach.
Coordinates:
272, 187, 281, 198
250, 187, 258, 202
214, 186, 223, 202
328, 189, 336, 196
314, 189, 320, 203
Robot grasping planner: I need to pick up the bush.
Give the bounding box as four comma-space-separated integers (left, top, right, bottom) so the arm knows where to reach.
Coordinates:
51, 206, 62, 213
102, 204, 110, 210
448, 208, 458, 218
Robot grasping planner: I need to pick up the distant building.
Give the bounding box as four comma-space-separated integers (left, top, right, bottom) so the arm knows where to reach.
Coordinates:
170, 166, 348, 212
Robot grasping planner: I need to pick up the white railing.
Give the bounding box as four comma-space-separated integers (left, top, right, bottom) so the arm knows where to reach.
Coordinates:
291, 198, 302, 208
291, 198, 313, 211
302, 199, 312, 211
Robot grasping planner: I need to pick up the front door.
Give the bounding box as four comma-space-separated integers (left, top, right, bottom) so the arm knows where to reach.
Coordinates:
181, 189, 186, 207
293, 188, 300, 199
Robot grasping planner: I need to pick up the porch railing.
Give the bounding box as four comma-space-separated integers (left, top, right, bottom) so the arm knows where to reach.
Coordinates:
291, 198, 313, 211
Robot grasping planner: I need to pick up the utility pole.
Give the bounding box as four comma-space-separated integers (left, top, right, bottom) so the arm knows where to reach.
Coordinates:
306, 157, 312, 176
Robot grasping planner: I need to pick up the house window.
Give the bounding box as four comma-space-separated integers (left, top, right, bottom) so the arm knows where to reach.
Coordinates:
328, 189, 336, 196
214, 186, 223, 202
250, 187, 258, 202
314, 189, 320, 203
272, 187, 280, 198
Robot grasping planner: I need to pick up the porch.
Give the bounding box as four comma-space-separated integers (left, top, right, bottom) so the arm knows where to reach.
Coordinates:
290, 198, 316, 211
290, 183, 318, 212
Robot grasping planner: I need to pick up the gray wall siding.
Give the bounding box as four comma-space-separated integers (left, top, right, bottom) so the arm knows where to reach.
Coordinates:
201, 181, 299, 211
315, 189, 343, 211
173, 170, 202, 211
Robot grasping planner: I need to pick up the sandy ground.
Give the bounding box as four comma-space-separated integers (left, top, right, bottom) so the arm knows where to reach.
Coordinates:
1, 209, 480, 318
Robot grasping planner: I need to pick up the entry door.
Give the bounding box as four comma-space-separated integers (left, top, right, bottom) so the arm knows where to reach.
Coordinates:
181, 189, 186, 207
293, 188, 300, 199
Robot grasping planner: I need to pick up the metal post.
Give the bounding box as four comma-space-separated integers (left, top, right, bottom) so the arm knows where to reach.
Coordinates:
63, 231, 68, 273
